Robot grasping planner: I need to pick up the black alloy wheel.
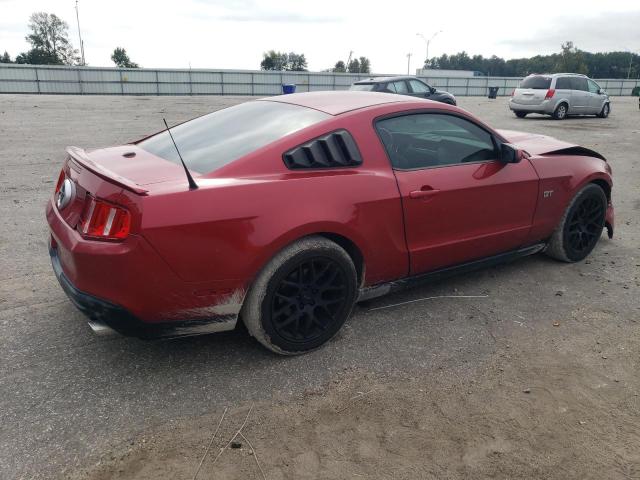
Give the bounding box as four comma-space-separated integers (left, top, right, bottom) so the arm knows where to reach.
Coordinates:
565, 195, 605, 259
270, 257, 348, 344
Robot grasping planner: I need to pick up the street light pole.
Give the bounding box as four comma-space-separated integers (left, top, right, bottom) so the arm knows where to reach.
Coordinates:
75, 0, 86, 66
417, 30, 443, 69
407, 53, 412, 75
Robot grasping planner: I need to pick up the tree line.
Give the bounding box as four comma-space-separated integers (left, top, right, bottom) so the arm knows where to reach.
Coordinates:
1, 12, 140, 68
426, 42, 639, 79
260, 51, 372, 73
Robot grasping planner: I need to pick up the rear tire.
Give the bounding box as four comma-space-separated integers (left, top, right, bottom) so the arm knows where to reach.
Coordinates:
514, 111, 527, 118
545, 184, 607, 262
242, 236, 357, 355
597, 103, 610, 118
552, 102, 568, 120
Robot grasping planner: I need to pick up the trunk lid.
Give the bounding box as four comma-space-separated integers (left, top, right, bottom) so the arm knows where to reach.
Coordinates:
66, 145, 197, 194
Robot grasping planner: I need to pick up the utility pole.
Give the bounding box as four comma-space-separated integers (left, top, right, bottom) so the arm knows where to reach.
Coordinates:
75, 0, 86, 66
406, 53, 412, 75
346, 50, 353, 72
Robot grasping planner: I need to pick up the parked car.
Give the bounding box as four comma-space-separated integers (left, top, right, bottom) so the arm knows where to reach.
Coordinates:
509, 73, 610, 119
47, 91, 613, 354
351, 76, 457, 105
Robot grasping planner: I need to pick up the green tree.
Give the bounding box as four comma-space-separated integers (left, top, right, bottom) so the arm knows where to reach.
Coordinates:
18, 12, 78, 65
555, 41, 588, 74
357, 56, 371, 73
111, 47, 139, 68
333, 60, 346, 73
261, 50, 288, 70
347, 58, 360, 73
0, 51, 11, 63
260, 51, 307, 71
287, 52, 307, 71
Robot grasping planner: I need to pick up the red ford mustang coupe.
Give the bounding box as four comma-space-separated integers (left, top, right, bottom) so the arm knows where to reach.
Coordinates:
46, 91, 614, 354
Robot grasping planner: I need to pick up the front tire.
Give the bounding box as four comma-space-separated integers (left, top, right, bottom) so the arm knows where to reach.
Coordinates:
545, 184, 607, 262
552, 102, 568, 120
242, 236, 357, 355
514, 111, 527, 118
597, 103, 610, 118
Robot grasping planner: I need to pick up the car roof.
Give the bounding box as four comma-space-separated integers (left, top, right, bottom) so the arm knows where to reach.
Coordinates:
261, 90, 416, 115
353, 75, 418, 84
526, 73, 588, 78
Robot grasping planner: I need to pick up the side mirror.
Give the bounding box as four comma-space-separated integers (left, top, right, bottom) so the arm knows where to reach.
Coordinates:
430, 87, 436, 94
500, 143, 525, 163
598, 88, 605, 95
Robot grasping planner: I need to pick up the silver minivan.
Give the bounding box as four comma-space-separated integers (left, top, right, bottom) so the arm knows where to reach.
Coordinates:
509, 73, 610, 120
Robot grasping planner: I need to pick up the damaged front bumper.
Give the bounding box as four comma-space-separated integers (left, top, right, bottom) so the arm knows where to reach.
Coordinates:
49, 244, 239, 339
605, 201, 614, 239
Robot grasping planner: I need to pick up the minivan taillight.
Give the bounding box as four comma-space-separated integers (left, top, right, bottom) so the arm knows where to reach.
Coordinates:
545, 89, 556, 99
79, 196, 131, 240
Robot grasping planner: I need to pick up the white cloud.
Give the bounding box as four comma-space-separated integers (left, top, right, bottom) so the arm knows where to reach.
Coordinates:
0, 0, 637, 72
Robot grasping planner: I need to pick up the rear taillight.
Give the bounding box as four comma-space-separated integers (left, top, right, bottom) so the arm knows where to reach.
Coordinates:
545, 89, 555, 99
55, 169, 65, 193
79, 196, 131, 241
511, 89, 515, 96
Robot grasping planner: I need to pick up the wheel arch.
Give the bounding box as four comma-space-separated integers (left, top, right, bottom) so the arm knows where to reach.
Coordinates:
245, 224, 370, 293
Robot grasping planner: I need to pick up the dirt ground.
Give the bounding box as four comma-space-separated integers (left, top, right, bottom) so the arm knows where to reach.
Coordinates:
1, 95, 639, 480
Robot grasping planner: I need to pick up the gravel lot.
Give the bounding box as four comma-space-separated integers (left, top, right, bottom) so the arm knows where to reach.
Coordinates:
1, 94, 639, 480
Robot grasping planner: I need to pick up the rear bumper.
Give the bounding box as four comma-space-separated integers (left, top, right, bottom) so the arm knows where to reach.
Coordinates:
49, 242, 239, 338
509, 99, 555, 114
46, 197, 241, 338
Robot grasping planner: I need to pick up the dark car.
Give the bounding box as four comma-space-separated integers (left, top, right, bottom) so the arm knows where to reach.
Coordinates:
350, 76, 457, 105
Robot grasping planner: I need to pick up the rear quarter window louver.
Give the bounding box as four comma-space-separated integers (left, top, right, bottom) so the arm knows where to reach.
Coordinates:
283, 130, 363, 170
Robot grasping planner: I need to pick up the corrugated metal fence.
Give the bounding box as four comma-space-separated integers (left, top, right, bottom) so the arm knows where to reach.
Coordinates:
1, 64, 638, 96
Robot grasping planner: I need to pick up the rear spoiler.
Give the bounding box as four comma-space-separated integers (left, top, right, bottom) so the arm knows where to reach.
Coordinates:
66, 146, 149, 195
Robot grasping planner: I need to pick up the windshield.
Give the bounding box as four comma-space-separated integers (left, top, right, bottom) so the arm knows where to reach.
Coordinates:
138, 101, 330, 174
519, 75, 552, 89
350, 84, 376, 91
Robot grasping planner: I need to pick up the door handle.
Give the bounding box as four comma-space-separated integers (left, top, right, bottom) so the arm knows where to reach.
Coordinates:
409, 188, 440, 199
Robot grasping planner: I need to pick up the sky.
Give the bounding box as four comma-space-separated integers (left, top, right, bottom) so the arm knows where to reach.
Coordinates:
1, 0, 639, 73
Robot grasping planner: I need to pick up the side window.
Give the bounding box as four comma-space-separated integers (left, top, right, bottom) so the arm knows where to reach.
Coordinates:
587, 79, 600, 94
570, 77, 588, 91
555, 77, 571, 90
382, 82, 397, 93
409, 80, 430, 93
392, 81, 409, 93
376, 113, 497, 170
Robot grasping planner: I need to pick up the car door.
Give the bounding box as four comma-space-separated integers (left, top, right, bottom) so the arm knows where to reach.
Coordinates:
554, 76, 573, 107
570, 77, 590, 113
586, 79, 604, 114
408, 79, 432, 99
376, 112, 539, 275
391, 80, 410, 96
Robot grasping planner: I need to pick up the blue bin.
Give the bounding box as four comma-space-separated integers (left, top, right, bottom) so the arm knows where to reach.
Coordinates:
282, 84, 296, 94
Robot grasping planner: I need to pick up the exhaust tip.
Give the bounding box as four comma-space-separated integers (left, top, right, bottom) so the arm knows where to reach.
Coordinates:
88, 319, 118, 336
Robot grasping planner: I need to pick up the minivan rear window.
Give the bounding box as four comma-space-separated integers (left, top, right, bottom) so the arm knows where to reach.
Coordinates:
519, 76, 552, 89
138, 101, 330, 174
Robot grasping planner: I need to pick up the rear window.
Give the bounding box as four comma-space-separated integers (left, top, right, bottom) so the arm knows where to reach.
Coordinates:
519, 76, 552, 89
138, 101, 330, 174
350, 83, 376, 91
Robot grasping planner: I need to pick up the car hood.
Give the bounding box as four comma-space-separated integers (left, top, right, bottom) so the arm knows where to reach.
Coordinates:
496, 129, 606, 160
